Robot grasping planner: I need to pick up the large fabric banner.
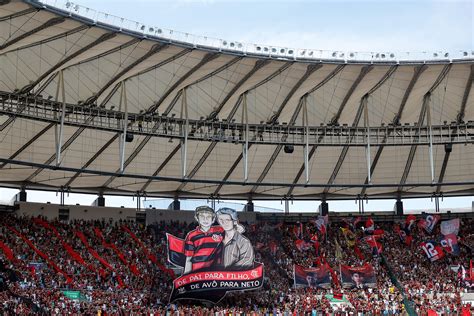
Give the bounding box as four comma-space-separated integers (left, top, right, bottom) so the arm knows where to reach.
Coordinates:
166, 206, 263, 303
340, 264, 376, 289
440, 219, 460, 236
418, 214, 440, 234
293, 264, 331, 289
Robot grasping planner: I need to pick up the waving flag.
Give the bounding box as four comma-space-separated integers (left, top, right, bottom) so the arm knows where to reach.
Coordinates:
440, 219, 460, 236
315, 215, 328, 235
418, 214, 441, 233
405, 215, 417, 230
365, 235, 382, 255
440, 234, 460, 255
295, 239, 312, 251
420, 241, 445, 262
365, 217, 375, 233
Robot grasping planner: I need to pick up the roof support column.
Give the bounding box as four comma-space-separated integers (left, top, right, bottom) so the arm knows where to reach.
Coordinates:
302, 96, 310, 184
54, 70, 66, 167
363, 96, 371, 184
119, 82, 128, 173
180, 88, 188, 178
242, 93, 249, 182
426, 93, 435, 183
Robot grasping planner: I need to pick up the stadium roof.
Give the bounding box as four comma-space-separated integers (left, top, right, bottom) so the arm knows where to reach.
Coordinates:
0, 0, 473, 201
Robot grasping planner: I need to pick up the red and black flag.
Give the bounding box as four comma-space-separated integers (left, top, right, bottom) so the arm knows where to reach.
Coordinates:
420, 241, 445, 262
166, 233, 186, 267
418, 214, 441, 234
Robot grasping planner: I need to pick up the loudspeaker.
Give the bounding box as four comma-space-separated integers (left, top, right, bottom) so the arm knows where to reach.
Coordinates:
245, 201, 254, 212
18, 190, 27, 202
395, 200, 403, 215
284, 145, 294, 154
168, 199, 180, 210
444, 143, 452, 153
97, 196, 105, 207
319, 202, 328, 216
125, 133, 134, 142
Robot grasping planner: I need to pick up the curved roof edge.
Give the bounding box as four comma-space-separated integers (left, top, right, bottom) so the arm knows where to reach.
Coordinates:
29, 0, 474, 65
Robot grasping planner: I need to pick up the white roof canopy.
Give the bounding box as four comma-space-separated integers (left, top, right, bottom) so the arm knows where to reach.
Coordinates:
0, 0, 473, 200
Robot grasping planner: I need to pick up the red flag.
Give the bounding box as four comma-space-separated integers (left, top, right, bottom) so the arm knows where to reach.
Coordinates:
365, 218, 375, 232
0, 240, 15, 262
427, 309, 438, 316
406, 215, 417, 230
365, 235, 382, 254
462, 306, 471, 316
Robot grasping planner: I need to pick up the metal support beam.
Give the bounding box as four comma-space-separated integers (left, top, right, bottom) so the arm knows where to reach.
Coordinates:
180, 88, 188, 178
0, 8, 38, 22
27, 32, 117, 95
208, 59, 270, 120
436, 64, 474, 194
361, 65, 427, 196
55, 70, 66, 166
155, 52, 220, 115
85, 44, 167, 105
119, 82, 128, 173
398, 64, 452, 191
242, 93, 249, 181
0, 17, 65, 51
268, 64, 322, 124
364, 96, 371, 184
302, 96, 310, 184
426, 95, 435, 183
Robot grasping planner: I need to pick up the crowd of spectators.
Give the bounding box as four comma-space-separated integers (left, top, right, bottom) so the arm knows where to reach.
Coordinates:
0, 212, 472, 315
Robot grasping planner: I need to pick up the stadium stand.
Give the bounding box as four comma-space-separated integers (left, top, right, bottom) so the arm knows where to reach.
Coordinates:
0, 211, 472, 315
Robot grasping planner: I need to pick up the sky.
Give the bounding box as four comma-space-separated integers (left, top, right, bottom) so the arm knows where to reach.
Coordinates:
0, 0, 473, 212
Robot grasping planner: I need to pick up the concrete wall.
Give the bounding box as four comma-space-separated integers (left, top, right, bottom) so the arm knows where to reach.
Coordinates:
15, 202, 136, 222
146, 208, 258, 226
13, 202, 258, 225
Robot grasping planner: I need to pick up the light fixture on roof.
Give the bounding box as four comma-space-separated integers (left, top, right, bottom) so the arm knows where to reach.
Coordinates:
288, 50, 294, 54
65, 2, 71, 8
149, 27, 154, 32
463, 51, 468, 56
140, 25, 145, 31
256, 46, 261, 51
308, 51, 313, 56
349, 52, 354, 58
237, 43, 243, 48
332, 52, 337, 57
433, 53, 438, 57
390, 53, 395, 58
444, 52, 449, 57
300, 50, 306, 56
223, 41, 228, 46
280, 48, 285, 54
263, 47, 269, 52
230, 42, 235, 47
271, 48, 277, 53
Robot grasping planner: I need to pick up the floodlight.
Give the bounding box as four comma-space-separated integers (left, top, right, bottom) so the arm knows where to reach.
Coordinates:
256, 46, 261, 51
444, 53, 449, 57
288, 50, 293, 54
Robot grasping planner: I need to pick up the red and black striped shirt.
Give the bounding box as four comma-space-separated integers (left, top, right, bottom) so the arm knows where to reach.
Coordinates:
184, 225, 224, 271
